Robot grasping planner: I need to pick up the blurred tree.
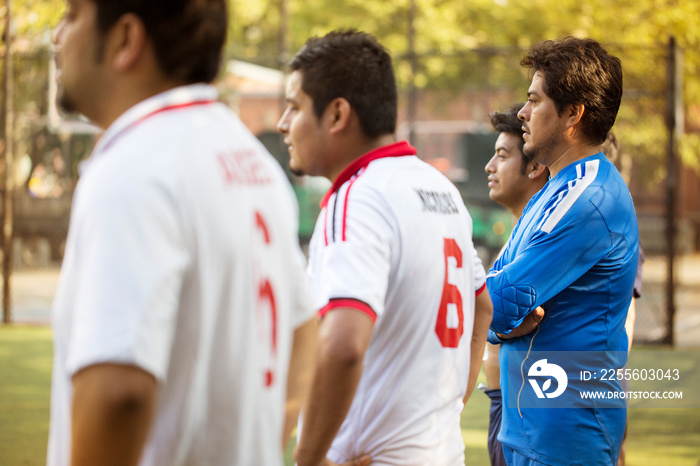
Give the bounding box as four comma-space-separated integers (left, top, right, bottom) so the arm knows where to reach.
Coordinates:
11, 0, 64, 36
6, 0, 699, 181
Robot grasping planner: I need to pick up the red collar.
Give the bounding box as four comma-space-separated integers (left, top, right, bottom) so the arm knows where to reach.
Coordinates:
99, 99, 217, 154
321, 141, 417, 207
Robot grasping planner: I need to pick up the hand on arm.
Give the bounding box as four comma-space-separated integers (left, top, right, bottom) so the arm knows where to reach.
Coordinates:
293, 308, 373, 466
283, 317, 319, 450
71, 363, 157, 466
488, 205, 610, 335
497, 306, 545, 340
464, 288, 493, 404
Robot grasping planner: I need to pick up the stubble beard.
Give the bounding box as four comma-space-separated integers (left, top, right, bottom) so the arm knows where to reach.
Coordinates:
55, 36, 105, 117
57, 83, 79, 115
289, 166, 305, 177
523, 135, 557, 168
522, 144, 538, 163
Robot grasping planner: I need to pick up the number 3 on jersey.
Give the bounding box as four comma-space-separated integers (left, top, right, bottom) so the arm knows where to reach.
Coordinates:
255, 212, 278, 387
435, 238, 463, 348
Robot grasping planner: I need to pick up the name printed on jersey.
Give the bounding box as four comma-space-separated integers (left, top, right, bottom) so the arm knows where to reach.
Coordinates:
414, 188, 459, 215
217, 148, 273, 186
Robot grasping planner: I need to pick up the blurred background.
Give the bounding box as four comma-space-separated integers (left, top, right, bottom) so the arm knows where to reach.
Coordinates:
0, 0, 699, 346
0, 2, 699, 465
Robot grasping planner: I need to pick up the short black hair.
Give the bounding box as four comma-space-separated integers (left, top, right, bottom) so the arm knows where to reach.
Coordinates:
521, 37, 623, 145
489, 103, 530, 174
93, 0, 227, 84
288, 30, 397, 139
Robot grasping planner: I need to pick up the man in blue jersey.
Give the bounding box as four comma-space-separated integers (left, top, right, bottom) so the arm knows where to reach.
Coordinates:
486, 37, 639, 465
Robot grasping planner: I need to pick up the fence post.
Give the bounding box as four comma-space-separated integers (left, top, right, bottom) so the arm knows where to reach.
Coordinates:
2, 0, 14, 324
663, 36, 683, 345
407, 0, 417, 145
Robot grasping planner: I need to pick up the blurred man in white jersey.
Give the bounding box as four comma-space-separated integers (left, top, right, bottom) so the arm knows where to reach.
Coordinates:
48, 1, 316, 464
277, 30, 493, 466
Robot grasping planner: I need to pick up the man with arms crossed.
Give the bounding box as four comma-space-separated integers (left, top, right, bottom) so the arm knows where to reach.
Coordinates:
276, 30, 493, 466
482, 103, 548, 466
487, 37, 639, 465
48, 1, 316, 464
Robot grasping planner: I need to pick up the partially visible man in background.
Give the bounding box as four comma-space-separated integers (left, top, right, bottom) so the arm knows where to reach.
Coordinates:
482, 102, 548, 466
601, 132, 646, 466
48, 1, 316, 465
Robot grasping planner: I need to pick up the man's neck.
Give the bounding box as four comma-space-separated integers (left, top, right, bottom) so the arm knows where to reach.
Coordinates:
95, 78, 187, 129
328, 134, 397, 183
511, 189, 538, 220
548, 143, 602, 177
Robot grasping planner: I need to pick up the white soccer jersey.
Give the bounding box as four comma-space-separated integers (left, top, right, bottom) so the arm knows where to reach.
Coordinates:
48, 84, 313, 466
306, 141, 486, 465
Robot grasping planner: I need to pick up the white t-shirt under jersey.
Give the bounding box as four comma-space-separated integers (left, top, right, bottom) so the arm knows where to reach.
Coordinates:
48, 84, 313, 466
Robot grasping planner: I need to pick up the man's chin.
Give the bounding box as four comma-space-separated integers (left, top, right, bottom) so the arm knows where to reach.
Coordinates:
289, 165, 305, 177
57, 93, 78, 115
522, 146, 537, 161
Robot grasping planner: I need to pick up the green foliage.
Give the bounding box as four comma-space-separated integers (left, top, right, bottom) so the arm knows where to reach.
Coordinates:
5, 0, 700, 184
11, 0, 64, 37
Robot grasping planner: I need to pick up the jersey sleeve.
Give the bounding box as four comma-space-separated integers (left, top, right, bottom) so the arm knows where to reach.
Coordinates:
310, 183, 394, 323
65, 171, 189, 381
486, 201, 611, 335
472, 250, 486, 295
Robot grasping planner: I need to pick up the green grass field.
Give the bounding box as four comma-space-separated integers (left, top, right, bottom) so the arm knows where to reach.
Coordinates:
1, 326, 698, 465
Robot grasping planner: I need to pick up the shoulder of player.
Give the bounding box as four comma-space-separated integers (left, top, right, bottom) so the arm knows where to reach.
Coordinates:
530, 161, 610, 235
347, 160, 463, 219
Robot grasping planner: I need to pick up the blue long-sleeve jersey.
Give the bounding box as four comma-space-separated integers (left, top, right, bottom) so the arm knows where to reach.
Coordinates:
487, 153, 639, 465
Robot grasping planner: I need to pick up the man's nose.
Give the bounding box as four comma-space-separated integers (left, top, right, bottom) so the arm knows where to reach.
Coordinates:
52, 19, 66, 47
276, 110, 289, 134
485, 155, 496, 173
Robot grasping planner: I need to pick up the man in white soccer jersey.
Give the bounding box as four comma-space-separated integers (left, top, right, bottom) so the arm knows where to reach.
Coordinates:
48, 1, 317, 465
276, 30, 493, 466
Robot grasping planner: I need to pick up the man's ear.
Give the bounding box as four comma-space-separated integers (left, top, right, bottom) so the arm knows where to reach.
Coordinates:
107, 13, 148, 72
325, 97, 352, 134
528, 160, 548, 180
565, 102, 585, 129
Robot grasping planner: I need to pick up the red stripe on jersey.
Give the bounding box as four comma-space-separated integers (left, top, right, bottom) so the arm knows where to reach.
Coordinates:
320, 141, 417, 208
99, 100, 218, 153
317, 298, 377, 323
255, 211, 271, 244
341, 169, 366, 242
475, 282, 486, 296
323, 202, 330, 246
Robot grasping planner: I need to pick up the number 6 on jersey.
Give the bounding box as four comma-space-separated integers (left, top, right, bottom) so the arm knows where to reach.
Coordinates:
435, 238, 463, 348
